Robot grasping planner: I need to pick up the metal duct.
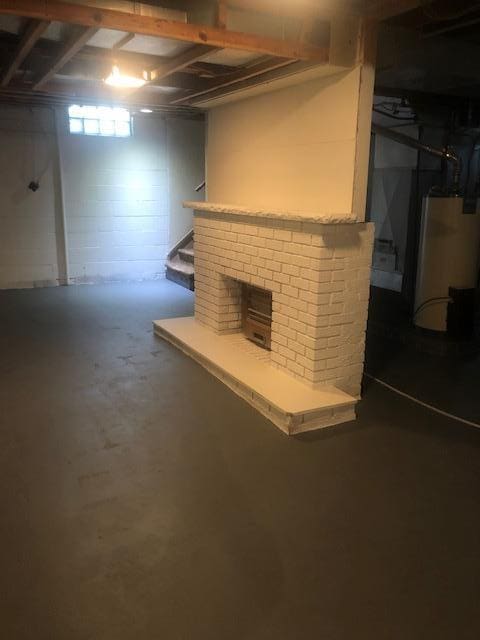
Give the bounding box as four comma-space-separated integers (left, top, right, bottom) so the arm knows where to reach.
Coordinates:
371, 122, 462, 195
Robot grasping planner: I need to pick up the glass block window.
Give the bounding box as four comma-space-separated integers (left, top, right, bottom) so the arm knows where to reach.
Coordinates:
68, 105, 132, 137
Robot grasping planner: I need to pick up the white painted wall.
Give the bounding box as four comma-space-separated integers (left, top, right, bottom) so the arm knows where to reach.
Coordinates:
0, 104, 204, 289
0, 107, 62, 288
206, 67, 363, 217
60, 111, 171, 284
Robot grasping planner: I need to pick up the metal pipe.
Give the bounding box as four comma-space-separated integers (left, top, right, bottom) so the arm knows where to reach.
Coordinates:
371, 122, 461, 194
372, 107, 416, 122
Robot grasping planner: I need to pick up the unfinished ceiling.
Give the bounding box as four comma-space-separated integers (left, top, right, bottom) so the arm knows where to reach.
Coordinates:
0, 0, 461, 115
376, 1, 480, 103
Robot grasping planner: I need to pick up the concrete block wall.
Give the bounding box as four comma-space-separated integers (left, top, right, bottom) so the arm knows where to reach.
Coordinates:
194, 211, 374, 397
61, 112, 204, 284
0, 104, 204, 289
0, 107, 61, 288
61, 113, 170, 284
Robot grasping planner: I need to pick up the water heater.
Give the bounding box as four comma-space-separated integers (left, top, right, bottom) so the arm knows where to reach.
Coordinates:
414, 197, 480, 332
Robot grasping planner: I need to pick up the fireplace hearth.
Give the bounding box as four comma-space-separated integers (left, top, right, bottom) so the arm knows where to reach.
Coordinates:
154, 201, 374, 434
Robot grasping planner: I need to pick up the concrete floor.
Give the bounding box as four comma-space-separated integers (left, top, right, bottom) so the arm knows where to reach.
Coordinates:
1, 280, 479, 640
366, 333, 480, 425
366, 287, 480, 424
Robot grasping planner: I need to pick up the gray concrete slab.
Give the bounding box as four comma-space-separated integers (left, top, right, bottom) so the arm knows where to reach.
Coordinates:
0, 281, 479, 640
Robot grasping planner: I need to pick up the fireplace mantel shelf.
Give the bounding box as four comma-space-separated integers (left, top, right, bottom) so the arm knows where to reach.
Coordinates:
183, 201, 358, 225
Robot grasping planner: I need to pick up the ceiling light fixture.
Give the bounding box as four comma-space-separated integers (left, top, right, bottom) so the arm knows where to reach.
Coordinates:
104, 65, 146, 89
140, 108, 153, 113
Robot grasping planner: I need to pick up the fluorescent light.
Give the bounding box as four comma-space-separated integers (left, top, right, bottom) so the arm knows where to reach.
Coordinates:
104, 65, 146, 89
140, 108, 153, 113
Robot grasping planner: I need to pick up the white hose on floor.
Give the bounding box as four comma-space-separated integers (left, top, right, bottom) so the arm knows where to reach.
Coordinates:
364, 373, 480, 430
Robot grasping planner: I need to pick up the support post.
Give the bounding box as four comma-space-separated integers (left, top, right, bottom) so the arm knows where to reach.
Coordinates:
53, 107, 70, 285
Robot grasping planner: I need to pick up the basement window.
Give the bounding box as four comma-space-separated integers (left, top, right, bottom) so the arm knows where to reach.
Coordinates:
68, 105, 132, 137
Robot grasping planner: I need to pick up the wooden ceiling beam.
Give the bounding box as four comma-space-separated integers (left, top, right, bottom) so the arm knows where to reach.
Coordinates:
149, 45, 219, 84
56, 58, 207, 91
170, 56, 299, 105
0, 0, 328, 61
0, 35, 227, 91
112, 32, 135, 50
81, 45, 168, 73
1, 19, 50, 87
79, 47, 231, 80
32, 25, 98, 91
124, 44, 219, 97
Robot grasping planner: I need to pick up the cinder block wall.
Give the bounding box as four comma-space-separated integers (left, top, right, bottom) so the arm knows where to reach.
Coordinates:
61, 112, 170, 284
0, 105, 204, 289
0, 107, 61, 288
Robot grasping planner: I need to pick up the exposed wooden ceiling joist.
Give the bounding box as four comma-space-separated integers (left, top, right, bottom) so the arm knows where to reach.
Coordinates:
366, 0, 434, 21
112, 32, 135, 51
185, 61, 235, 78
55, 57, 208, 92
124, 43, 219, 96
80, 44, 184, 76
0, 32, 155, 71
170, 56, 299, 105
0, 0, 328, 60
1, 19, 50, 87
33, 25, 98, 91
149, 45, 219, 84
0, 33, 232, 92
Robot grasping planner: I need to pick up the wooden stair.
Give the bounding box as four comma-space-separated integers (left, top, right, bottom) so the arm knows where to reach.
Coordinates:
166, 229, 195, 291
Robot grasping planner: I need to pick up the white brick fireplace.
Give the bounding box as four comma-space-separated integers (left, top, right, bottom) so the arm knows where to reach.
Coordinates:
154, 34, 376, 434
155, 201, 374, 434
192, 204, 373, 398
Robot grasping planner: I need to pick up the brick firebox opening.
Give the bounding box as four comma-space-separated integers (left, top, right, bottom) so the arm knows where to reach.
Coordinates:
242, 284, 273, 350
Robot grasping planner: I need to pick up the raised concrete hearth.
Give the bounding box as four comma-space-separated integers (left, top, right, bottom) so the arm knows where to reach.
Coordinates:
154, 317, 356, 434
154, 202, 374, 435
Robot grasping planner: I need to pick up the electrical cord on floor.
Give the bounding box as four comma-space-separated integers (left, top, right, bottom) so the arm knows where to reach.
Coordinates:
364, 373, 480, 430
412, 296, 452, 319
